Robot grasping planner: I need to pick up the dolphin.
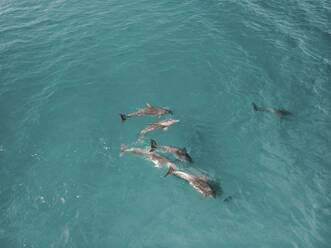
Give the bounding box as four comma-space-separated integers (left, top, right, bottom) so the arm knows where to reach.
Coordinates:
120, 103, 172, 121
150, 139, 192, 163
164, 167, 215, 200
120, 145, 178, 169
252, 102, 291, 116
139, 119, 180, 136
224, 195, 233, 202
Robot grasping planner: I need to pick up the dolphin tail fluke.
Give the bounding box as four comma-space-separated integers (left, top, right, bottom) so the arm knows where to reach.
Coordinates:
120, 144, 126, 157
252, 103, 259, 111
150, 139, 158, 152
164, 167, 174, 177
120, 113, 127, 121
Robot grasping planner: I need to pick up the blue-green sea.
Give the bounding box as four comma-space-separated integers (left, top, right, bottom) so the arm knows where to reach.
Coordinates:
1, 0, 331, 247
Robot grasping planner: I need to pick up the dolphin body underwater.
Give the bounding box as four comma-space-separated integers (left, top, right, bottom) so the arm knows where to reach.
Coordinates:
120, 103, 172, 121
164, 167, 215, 200
139, 119, 180, 136
252, 102, 291, 116
120, 145, 178, 169
150, 139, 192, 163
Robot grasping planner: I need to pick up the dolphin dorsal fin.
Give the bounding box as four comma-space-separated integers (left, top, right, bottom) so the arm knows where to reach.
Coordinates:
146, 103, 152, 108
151, 139, 158, 149
200, 176, 207, 181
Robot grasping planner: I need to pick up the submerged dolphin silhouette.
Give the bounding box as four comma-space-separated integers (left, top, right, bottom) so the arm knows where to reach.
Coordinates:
150, 139, 192, 163
120, 145, 178, 169
164, 167, 215, 200
139, 119, 180, 136
252, 102, 291, 116
120, 103, 172, 121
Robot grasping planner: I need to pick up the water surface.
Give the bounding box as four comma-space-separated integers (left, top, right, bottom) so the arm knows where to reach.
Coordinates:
1, 0, 331, 247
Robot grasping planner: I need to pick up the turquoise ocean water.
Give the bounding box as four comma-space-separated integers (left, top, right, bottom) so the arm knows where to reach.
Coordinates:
1, 0, 331, 247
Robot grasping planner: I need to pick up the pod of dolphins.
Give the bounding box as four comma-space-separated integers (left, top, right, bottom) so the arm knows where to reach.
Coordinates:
120, 102, 291, 200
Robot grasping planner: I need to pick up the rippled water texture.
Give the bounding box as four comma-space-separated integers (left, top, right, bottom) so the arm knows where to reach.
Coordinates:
1, 0, 331, 247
